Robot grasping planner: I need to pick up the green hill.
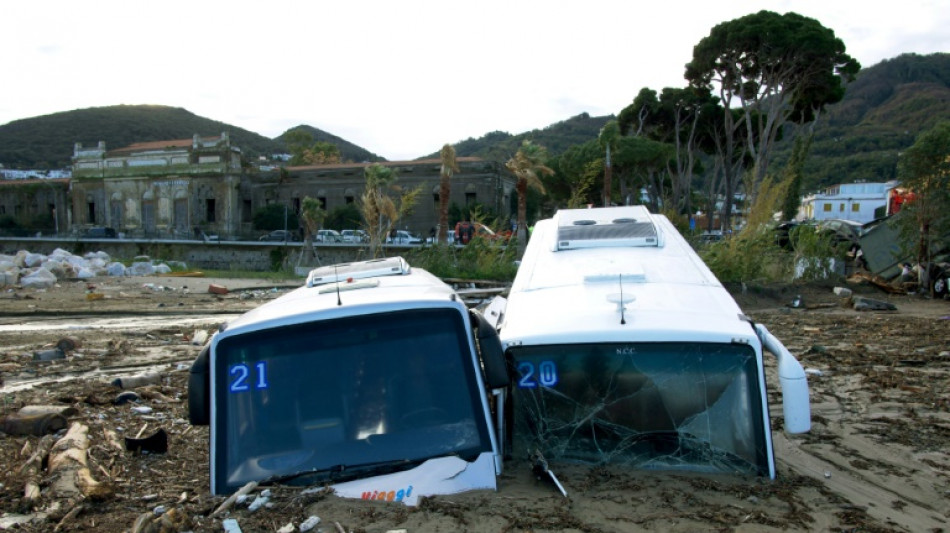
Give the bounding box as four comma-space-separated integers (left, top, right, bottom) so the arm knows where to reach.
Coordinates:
424, 112, 613, 162
0, 105, 383, 169
0, 105, 286, 169
774, 52, 950, 192
274, 125, 385, 163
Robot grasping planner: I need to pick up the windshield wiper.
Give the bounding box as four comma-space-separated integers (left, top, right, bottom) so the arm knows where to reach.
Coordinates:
260, 458, 425, 487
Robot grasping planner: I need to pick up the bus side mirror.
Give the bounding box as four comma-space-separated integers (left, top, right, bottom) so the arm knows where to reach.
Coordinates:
472, 311, 510, 389
188, 345, 210, 425
756, 324, 811, 434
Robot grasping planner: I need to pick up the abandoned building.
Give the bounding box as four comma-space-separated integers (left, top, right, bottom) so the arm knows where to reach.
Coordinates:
0, 133, 518, 239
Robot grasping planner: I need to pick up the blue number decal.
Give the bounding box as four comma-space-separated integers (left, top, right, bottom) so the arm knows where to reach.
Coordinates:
517, 361, 559, 388
517, 362, 536, 388
229, 364, 250, 392
255, 361, 269, 389
538, 361, 559, 387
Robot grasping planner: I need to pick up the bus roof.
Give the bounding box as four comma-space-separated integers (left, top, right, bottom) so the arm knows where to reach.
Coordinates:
500, 207, 756, 346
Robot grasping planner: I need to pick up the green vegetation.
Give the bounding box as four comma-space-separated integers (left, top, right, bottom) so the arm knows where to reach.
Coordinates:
408, 239, 518, 281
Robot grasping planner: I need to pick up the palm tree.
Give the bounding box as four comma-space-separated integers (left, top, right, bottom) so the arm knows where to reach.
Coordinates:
360, 164, 421, 258
438, 144, 459, 244
298, 196, 326, 267
505, 140, 553, 254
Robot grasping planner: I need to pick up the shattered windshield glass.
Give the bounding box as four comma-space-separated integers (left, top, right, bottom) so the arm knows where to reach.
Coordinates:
508, 342, 768, 475
212, 308, 492, 493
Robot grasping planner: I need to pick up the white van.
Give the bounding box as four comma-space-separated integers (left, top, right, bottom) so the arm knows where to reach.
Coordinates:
188, 257, 509, 503
493, 206, 810, 479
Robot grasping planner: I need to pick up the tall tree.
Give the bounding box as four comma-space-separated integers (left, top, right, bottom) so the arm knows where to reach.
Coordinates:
438, 144, 459, 243
598, 121, 620, 207
685, 10, 860, 200
897, 121, 950, 267
505, 141, 553, 253
284, 130, 342, 165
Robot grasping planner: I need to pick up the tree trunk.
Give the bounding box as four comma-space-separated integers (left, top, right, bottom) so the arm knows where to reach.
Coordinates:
438, 173, 450, 243
516, 178, 528, 255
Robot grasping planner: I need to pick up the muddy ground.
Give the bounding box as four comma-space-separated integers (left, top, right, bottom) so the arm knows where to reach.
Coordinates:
0, 274, 947, 532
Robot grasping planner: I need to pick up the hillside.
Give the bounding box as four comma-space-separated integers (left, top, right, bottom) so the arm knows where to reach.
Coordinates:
423, 112, 613, 161
274, 125, 384, 163
0, 105, 286, 169
1, 53, 947, 182
774, 52, 950, 191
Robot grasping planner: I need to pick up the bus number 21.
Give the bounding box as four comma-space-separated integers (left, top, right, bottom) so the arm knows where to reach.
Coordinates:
229, 362, 269, 393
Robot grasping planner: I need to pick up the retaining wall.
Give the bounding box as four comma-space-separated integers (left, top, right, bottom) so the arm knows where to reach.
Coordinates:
0, 238, 406, 272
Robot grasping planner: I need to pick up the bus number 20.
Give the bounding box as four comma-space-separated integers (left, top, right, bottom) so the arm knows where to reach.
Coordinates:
517, 361, 559, 388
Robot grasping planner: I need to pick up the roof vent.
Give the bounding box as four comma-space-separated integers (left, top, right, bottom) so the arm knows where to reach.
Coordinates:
306, 256, 409, 287
552, 206, 659, 250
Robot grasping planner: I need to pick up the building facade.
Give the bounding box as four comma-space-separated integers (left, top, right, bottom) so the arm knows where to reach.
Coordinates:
71, 133, 243, 238
799, 181, 897, 224
0, 133, 517, 239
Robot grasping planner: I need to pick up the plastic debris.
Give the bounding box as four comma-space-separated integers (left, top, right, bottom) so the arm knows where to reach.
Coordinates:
0, 413, 68, 436
112, 372, 162, 389
222, 518, 242, 533
32, 348, 65, 362
299, 516, 321, 532
125, 428, 168, 454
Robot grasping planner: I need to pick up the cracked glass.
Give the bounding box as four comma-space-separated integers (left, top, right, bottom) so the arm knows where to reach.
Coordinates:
508, 342, 769, 475
211, 308, 493, 494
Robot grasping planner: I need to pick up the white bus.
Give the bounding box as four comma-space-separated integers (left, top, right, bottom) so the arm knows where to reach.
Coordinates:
188, 257, 509, 504
493, 206, 810, 478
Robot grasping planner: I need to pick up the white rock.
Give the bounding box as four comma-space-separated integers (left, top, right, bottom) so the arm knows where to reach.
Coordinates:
20, 268, 57, 289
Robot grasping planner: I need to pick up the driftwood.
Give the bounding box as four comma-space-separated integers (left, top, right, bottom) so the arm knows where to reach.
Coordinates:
21, 434, 55, 507
212, 481, 258, 517
47, 423, 113, 500
18, 405, 79, 418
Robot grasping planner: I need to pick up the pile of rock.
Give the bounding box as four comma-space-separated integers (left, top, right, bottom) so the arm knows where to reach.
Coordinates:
0, 248, 178, 289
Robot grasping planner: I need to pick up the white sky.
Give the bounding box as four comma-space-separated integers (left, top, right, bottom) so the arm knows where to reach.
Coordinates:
2, 1, 948, 161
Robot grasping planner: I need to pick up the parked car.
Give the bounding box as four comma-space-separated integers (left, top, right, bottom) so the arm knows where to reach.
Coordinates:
341, 229, 368, 243
259, 230, 297, 242
426, 230, 456, 245
386, 230, 423, 245
315, 229, 343, 243
82, 226, 117, 239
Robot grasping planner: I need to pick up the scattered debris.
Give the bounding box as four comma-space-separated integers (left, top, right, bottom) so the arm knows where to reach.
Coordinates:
208, 283, 229, 295
112, 372, 162, 389
1, 413, 68, 436
852, 296, 898, 311
32, 348, 65, 362
124, 428, 168, 454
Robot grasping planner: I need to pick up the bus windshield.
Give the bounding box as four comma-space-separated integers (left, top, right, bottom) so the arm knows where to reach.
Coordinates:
508, 342, 769, 475
212, 308, 493, 493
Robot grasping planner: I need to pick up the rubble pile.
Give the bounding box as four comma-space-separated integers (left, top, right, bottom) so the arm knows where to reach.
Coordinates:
0, 248, 180, 289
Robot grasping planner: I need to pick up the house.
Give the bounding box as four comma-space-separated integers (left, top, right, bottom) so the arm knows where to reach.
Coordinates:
799, 181, 898, 223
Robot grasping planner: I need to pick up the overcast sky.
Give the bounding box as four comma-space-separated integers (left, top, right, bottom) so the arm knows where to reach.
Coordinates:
3, 1, 948, 161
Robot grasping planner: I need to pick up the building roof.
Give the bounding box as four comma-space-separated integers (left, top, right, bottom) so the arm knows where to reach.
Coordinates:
107, 135, 226, 156
286, 156, 488, 172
